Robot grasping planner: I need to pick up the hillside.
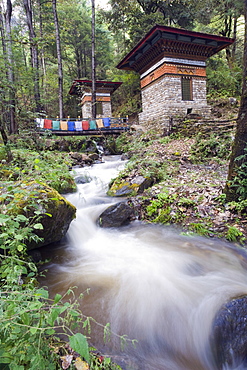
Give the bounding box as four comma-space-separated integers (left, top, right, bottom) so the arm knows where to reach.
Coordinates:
114, 99, 247, 246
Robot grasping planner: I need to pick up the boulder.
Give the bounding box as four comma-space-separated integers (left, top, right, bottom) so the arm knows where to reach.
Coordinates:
98, 201, 135, 228
107, 175, 153, 197
88, 153, 99, 161
3, 181, 76, 250
211, 295, 247, 369
130, 175, 153, 193
69, 152, 93, 166
74, 174, 92, 184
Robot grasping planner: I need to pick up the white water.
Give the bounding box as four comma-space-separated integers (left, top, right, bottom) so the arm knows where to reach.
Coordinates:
42, 156, 247, 370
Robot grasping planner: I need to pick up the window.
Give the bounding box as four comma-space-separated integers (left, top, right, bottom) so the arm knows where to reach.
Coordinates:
96, 101, 103, 115
181, 77, 193, 101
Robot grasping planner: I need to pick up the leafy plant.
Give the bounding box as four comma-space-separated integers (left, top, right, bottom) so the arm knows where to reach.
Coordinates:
0, 188, 126, 370
188, 222, 211, 236
190, 133, 232, 163
225, 226, 245, 243
228, 148, 247, 201
177, 197, 196, 208
3, 149, 77, 193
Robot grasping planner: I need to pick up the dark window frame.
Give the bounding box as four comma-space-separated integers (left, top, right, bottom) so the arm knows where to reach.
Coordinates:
96, 101, 103, 115
181, 77, 193, 101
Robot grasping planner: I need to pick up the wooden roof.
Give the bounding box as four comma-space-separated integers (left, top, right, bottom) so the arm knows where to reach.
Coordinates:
69, 79, 122, 95
117, 25, 235, 74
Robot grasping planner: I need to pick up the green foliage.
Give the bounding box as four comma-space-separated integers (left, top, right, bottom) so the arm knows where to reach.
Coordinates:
146, 192, 176, 216
178, 197, 196, 207
225, 225, 245, 243
5, 149, 76, 194
69, 333, 90, 363
227, 199, 247, 214
207, 55, 242, 98
0, 185, 75, 369
0, 145, 7, 161
111, 71, 141, 117
190, 133, 232, 162
0, 181, 124, 369
228, 148, 247, 201
146, 192, 186, 224
188, 222, 211, 236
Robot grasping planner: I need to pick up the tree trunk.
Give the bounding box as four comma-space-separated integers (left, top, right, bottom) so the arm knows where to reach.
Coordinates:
0, 115, 13, 162
23, 0, 42, 113
83, 41, 87, 77
0, 5, 8, 79
38, 0, 46, 83
225, 0, 247, 201
4, 0, 17, 133
52, 0, 63, 119
231, 15, 237, 65
91, 0, 96, 119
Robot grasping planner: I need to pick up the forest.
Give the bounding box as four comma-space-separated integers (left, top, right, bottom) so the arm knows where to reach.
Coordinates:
1, 0, 247, 369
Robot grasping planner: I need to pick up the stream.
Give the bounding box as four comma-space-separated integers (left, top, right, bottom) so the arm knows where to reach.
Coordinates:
41, 155, 247, 370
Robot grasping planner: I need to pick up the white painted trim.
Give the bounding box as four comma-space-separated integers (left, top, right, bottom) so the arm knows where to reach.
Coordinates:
140, 57, 206, 79
82, 92, 111, 98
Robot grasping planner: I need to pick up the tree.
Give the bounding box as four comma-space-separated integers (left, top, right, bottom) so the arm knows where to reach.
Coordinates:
23, 0, 42, 112
91, 0, 96, 119
0, 0, 17, 134
137, 0, 194, 27
52, 0, 63, 119
4, 0, 16, 133
225, 0, 247, 201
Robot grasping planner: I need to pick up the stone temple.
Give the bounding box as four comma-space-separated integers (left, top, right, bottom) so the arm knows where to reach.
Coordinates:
117, 25, 234, 131
69, 79, 122, 119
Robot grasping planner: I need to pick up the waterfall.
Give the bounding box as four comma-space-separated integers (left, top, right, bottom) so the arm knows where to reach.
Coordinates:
41, 155, 247, 370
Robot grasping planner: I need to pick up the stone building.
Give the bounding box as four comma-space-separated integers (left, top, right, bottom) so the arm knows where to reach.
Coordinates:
69, 79, 122, 118
117, 25, 234, 131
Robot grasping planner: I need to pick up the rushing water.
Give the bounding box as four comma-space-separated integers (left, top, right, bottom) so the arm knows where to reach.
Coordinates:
41, 156, 247, 370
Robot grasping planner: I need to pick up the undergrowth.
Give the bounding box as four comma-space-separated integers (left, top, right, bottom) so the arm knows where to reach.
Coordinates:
0, 148, 76, 194
0, 147, 128, 369
190, 133, 232, 163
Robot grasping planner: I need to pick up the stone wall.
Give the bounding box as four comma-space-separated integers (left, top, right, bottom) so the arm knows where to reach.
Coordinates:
81, 101, 112, 119
82, 101, 91, 119
139, 74, 211, 132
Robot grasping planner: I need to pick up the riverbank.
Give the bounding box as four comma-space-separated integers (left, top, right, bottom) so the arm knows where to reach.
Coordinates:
113, 120, 247, 246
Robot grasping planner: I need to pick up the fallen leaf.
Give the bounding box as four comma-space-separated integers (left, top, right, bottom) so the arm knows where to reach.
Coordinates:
74, 357, 89, 370
61, 355, 73, 370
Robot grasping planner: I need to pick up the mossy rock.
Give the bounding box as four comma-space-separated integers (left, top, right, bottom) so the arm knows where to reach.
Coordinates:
1, 181, 76, 250
107, 180, 139, 197
107, 175, 153, 197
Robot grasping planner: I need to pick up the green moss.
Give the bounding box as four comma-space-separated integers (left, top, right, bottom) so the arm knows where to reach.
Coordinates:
107, 180, 139, 197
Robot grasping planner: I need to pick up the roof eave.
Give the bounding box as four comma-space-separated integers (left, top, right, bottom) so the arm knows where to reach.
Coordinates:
116, 24, 235, 70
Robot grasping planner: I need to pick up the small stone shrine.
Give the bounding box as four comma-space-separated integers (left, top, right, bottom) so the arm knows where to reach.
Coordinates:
69, 79, 122, 118
117, 25, 234, 130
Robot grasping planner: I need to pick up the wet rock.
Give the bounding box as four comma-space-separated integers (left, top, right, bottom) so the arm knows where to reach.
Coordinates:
88, 153, 99, 161
121, 153, 131, 160
69, 152, 93, 166
98, 201, 135, 228
74, 175, 92, 184
107, 175, 153, 197
130, 175, 153, 193
107, 181, 136, 197
54, 138, 70, 152
211, 295, 247, 369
